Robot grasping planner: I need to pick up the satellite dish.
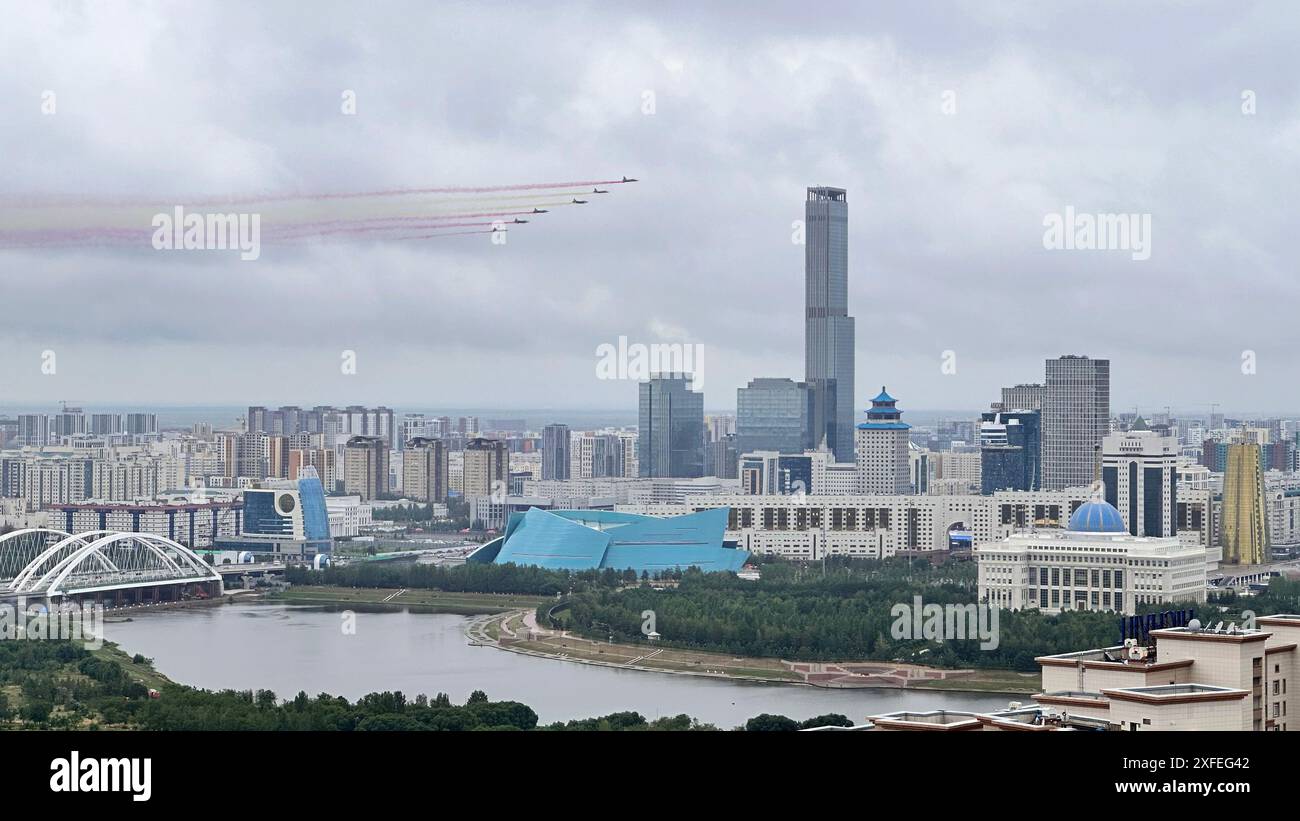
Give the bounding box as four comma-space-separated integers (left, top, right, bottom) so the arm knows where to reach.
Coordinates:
1187, 618, 1202, 630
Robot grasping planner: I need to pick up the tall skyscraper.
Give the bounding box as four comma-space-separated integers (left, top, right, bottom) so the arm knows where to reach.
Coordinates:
1102, 419, 1177, 537
804, 186, 855, 462
541, 423, 571, 480
638, 373, 704, 478
855, 387, 911, 493
403, 437, 449, 503
980, 410, 1041, 493
1042, 355, 1110, 490
1222, 442, 1269, 565
735, 377, 814, 455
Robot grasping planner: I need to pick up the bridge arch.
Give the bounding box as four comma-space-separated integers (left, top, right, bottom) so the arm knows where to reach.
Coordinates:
2, 528, 221, 597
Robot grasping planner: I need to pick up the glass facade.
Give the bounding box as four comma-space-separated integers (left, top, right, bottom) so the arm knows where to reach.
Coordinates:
980, 410, 1041, 493
638, 374, 704, 478
736, 377, 814, 454
804, 187, 855, 461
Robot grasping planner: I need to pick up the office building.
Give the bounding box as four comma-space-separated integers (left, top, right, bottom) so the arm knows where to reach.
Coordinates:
541, 423, 571, 481
1000, 383, 1045, 412
1101, 419, 1177, 537
638, 373, 704, 478
1042, 355, 1110, 490
804, 186, 855, 462
736, 377, 814, 455
855, 387, 911, 494
215, 468, 332, 558
343, 435, 390, 501
403, 436, 449, 503
980, 410, 1041, 493
1222, 442, 1269, 564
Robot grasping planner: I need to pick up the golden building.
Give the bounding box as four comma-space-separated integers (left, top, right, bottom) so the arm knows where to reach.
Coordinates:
1221, 443, 1269, 564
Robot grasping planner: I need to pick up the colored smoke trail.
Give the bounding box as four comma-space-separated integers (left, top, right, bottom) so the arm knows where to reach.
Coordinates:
0, 178, 631, 250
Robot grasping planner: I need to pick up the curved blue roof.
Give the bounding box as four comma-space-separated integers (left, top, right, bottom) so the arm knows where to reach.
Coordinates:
872, 389, 896, 403
484, 507, 748, 575
1068, 500, 1126, 533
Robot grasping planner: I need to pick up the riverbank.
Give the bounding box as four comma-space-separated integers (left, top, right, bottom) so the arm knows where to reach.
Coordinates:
471, 609, 1040, 695
271, 585, 550, 615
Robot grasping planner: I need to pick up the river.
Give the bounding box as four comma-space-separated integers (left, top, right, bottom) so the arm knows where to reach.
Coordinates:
104, 601, 1019, 727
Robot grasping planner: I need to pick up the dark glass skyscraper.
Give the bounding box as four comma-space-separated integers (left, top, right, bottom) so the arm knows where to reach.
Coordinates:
541, 423, 571, 480
804, 187, 855, 462
638, 373, 704, 478
736, 377, 814, 455
980, 410, 1042, 493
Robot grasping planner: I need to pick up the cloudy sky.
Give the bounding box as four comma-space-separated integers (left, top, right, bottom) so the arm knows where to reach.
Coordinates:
2, 1, 1298, 416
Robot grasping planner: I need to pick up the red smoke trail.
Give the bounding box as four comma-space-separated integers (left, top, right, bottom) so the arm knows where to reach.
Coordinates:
3, 180, 632, 208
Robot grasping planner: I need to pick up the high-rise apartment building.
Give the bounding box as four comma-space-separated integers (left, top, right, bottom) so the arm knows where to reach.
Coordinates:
343, 435, 390, 501
1102, 420, 1178, 538
541, 423, 571, 481
402, 437, 449, 503
1222, 442, 1269, 565
855, 387, 911, 494
804, 186, 855, 462
1042, 355, 1110, 490
288, 447, 338, 491
125, 412, 158, 436
736, 377, 814, 455
90, 413, 123, 436
16, 414, 49, 447
638, 373, 704, 478
462, 437, 508, 498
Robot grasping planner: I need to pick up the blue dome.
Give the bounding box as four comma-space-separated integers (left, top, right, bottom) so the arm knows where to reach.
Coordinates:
1068, 500, 1126, 533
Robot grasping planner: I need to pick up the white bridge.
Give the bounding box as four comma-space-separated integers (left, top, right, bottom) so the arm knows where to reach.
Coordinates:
0, 528, 223, 602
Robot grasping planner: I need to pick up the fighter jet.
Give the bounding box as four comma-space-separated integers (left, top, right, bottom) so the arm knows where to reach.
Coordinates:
592, 187, 609, 194
532, 208, 548, 214
512, 219, 529, 224
621, 176, 638, 183
572, 197, 588, 204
